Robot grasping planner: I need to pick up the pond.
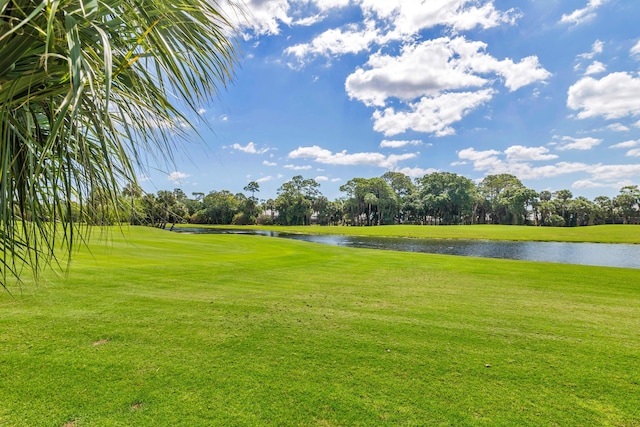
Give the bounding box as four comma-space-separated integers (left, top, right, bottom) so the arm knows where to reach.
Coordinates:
171, 227, 640, 269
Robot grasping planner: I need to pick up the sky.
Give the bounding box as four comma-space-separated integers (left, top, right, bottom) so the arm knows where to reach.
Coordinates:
140, 0, 640, 202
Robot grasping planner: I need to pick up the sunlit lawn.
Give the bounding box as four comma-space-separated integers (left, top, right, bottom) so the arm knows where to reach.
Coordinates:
1, 226, 639, 425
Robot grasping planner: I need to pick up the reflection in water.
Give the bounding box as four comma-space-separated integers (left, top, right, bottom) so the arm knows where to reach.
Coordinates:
171, 228, 640, 269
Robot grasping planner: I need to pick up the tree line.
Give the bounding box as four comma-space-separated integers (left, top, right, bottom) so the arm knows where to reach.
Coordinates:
87, 172, 640, 228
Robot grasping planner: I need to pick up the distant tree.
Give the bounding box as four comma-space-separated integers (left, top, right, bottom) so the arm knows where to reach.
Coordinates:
275, 176, 321, 225
418, 172, 476, 225
244, 181, 260, 200
340, 177, 396, 225
480, 174, 536, 225
594, 196, 615, 224
554, 189, 573, 224
614, 185, 640, 224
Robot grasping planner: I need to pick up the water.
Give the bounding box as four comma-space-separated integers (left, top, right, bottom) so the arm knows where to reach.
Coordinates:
171, 228, 640, 269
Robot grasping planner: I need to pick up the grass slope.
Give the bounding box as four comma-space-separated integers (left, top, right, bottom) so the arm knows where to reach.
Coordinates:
1, 226, 639, 425
193, 224, 640, 244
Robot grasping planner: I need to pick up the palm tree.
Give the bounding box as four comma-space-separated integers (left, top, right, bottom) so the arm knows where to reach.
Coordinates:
0, 0, 240, 286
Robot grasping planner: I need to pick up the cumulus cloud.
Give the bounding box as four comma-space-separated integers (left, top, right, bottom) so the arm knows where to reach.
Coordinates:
572, 179, 634, 189
459, 147, 591, 179
168, 171, 189, 184
560, 0, 609, 26
346, 37, 549, 107
584, 61, 606, 75
632, 40, 640, 58
380, 139, 423, 148
263, 160, 277, 166
610, 139, 640, 149
315, 175, 329, 182
342, 35, 548, 136
578, 40, 604, 59
288, 145, 417, 168
372, 89, 495, 137
607, 123, 630, 132
457, 144, 640, 189
626, 148, 640, 157
231, 142, 270, 154
284, 164, 313, 170
360, 0, 520, 35
504, 145, 558, 161
286, 1, 521, 64
393, 166, 438, 178
589, 164, 640, 181
555, 136, 602, 151
225, 0, 292, 37
567, 72, 640, 120
285, 21, 380, 62
256, 174, 283, 183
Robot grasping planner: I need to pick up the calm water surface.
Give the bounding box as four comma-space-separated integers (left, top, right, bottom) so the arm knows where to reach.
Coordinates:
172, 228, 640, 269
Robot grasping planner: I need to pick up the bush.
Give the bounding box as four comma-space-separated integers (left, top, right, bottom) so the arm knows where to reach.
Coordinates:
232, 212, 253, 225
543, 214, 566, 227
256, 214, 274, 225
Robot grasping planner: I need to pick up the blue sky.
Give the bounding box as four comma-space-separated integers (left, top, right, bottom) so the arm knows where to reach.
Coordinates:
141, 0, 640, 201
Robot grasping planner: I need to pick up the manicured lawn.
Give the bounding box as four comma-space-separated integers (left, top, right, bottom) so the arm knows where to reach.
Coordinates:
1, 226, 639, 425
194, 223, 640, 244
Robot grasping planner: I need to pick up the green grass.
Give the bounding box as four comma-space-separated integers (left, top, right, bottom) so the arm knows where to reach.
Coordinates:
190, 223, 640, 244
1, 226, 639, 425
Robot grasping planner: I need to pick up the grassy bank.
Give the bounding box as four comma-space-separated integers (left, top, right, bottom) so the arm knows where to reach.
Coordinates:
188, 223, 640, 244
1, 226, 639, 425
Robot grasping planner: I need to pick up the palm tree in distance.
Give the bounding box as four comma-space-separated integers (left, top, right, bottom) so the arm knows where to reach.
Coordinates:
0, 0, 241, 287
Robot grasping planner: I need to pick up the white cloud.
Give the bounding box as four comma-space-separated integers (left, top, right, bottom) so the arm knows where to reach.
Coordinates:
393, 166, 438, 178
315, 175, 329, 182
610, 140, 640, 149
555, 136, 602, 151
584, 61, 606, 75
263, 160, 277, 166
331, 178, 342, 182
607, 123, 630, 132
285, 21, 380, 62
293, 14, 325, 27
457, 146, 597, 180
313, 0, 350, 11
168, 171, 189, 184
256, 175, 275, 184
286, 1, 521, 65
572, 179, 634, 190
346, 37, 549, 107
231, 142, 269, 154
631, 40, 640, 58
627, 149, 640, 157
343, 35, 548, 136
589, 164, 640, 181
288, 145, 417, 168
360, 0, 520, 35
560, 0, 609, 26
457, 147, 502, 171
372, 90, 495, 137
567, 72, 640, 120
380, 139, 423, 148
504, 145, 558, 161
226, 0, 292, 37
284, 164, 313, 170
578, 40, 604, 60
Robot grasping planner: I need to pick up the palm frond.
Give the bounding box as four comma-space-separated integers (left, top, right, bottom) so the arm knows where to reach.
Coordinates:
0, 0, 240, 287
